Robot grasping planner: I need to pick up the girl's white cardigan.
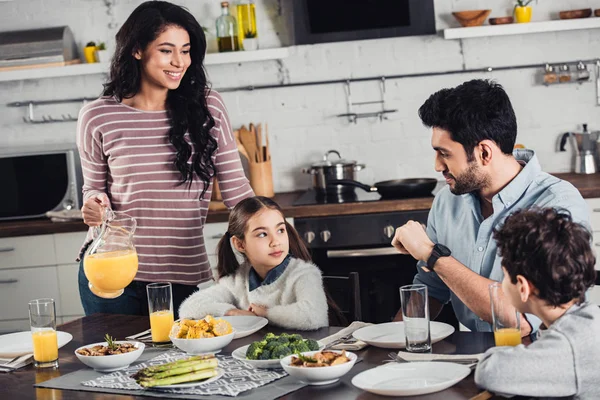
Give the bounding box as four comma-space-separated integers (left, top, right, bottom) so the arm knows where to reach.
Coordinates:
178, 257, 329, 330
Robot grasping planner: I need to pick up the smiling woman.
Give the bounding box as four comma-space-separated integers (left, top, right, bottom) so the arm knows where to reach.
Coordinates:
75, 1, 253, 317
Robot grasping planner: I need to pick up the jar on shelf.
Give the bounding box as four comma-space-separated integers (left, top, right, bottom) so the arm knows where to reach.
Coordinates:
216, 1, 240, 52
576, 61, 590, 82
237, 0, 258, 51
559, 64, 572, 83
543, 64, 557, 85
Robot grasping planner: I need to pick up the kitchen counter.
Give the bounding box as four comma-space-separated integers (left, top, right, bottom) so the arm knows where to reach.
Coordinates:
1, 172, 598, 238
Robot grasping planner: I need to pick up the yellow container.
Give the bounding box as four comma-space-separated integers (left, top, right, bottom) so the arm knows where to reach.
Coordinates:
514, 6, 532, 23
83, 45, 98, 63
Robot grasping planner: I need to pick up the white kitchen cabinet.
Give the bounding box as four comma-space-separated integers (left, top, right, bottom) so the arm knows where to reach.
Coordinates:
0, 266, 61, 320
54, 231, 87, 265
0, 235, 56, 270
0, 319, 29, 334
585, 198, 600, 272
57, 264, 84, 317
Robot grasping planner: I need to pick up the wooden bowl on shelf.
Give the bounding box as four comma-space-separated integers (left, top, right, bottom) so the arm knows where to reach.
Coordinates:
452, 10, 492, 27
559, 8, 592, 19
489, 16, 514, 25
594, 9, 600, 17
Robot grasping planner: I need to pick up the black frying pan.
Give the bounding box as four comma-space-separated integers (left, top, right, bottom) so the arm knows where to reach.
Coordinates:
328, 178, 437, 199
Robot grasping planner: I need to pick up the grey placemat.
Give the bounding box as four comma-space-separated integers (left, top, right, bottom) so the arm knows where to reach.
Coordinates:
36, 348, 307, 399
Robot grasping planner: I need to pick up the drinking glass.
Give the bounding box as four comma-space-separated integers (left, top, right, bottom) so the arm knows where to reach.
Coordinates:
400, 284, 431, 353
489, 282, 522, 346
147, 283, 175, 344
29, 299, 59, 368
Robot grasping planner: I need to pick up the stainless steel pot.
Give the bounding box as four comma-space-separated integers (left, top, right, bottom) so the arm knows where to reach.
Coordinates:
302, 150, 365, 193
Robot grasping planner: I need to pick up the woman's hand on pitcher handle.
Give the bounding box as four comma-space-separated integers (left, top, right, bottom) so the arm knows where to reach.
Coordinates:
82, 193, 110, 227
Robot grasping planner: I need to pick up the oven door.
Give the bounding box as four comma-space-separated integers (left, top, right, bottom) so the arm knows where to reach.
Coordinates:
313, 246, 419, 324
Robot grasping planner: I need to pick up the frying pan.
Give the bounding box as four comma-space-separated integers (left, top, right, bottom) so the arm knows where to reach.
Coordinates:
328, 178, 437, 199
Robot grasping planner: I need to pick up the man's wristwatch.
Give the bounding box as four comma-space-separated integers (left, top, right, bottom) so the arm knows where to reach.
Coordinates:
426, 243, 452, 271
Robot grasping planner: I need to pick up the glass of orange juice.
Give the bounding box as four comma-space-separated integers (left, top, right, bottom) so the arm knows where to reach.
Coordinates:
489, 282, 522, 347
147, 282, 175, 345
28, 299, 59, 369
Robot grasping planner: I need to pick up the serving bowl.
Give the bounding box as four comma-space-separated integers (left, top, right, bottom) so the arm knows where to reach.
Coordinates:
452, 10, 492, 27
489, 16, 514, 25
74, 341, 144, 372
559, 8, 592, 19
280, 350, 358, 385
170, 331, 235, 355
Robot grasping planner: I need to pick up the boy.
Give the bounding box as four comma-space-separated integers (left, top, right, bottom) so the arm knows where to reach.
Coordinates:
475, 208, 599, 399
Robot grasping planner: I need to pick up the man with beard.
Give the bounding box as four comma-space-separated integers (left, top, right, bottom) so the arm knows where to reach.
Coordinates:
391, 79, 589, 335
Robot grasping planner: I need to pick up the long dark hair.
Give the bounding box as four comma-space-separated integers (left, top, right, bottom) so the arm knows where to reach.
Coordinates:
217, 196, 310, 279
103, 0, 217, 198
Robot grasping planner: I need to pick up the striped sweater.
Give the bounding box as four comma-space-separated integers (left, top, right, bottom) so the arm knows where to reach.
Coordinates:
76, 91, 253, 285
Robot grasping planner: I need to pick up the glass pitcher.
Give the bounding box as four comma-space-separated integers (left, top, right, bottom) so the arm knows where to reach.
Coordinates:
83, 210, 138, 299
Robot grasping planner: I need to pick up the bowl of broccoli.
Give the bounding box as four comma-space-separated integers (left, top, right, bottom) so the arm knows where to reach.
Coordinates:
231, 333, 322, 369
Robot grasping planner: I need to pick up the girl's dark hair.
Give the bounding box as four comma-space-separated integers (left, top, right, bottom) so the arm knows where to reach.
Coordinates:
494, 207, 596, 307
217, 196, 310, 279
103, 0, 216, 198
418, 79, 517, 161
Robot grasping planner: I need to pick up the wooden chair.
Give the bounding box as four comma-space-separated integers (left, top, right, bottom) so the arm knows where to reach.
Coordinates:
323, 272, 362, 326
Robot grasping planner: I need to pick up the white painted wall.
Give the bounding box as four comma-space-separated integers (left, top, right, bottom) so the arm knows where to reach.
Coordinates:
1, 0, 599, 192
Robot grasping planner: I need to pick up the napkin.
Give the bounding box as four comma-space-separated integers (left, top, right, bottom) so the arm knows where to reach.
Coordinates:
319, 321, 373, 351
46, 209, 83, 222
396, 350, 483, 366
0, 354, 33, 372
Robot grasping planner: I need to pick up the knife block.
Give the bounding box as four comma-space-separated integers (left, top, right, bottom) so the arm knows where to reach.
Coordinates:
249, 160, 274, 197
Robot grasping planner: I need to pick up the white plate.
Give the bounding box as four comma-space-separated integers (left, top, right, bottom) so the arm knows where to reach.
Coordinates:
0, 331, 73, 358
351, 362, 471, 396
150, 368, 224, 389
232, 341, 324, 369
352, 321, 455, 349
220, 316, 268, 339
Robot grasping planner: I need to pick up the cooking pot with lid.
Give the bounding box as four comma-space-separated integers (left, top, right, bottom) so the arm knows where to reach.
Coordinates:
302, 150, 365, 193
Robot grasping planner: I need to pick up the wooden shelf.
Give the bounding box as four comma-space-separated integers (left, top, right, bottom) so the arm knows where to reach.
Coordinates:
444, 18, 600, 40
0, 47, 290, 83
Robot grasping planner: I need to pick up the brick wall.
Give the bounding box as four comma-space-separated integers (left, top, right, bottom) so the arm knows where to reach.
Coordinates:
1, 0, 599, 192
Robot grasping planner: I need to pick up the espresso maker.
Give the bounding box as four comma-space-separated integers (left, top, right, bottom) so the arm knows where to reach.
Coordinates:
559, 124, 600, 174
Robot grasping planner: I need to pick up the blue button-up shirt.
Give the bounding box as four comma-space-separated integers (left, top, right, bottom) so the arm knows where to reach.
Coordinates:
414, 149, 590, 332
248, 255, 292, 292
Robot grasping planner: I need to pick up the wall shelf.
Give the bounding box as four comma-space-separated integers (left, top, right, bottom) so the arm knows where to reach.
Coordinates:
444, 18, 600, 40
0, 47, 290, 83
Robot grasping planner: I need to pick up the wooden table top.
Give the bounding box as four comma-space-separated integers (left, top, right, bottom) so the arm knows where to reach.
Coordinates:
0, 314, 507, 400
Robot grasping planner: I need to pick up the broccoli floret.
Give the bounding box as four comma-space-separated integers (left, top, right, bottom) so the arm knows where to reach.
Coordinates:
258, 349, 272, 360
305, 339, 320, 351
290, 341, 310, 353
246, 341, 266, 360
271, 345, 293, 359
263, 333, 277, 341
287, 334, 304, 343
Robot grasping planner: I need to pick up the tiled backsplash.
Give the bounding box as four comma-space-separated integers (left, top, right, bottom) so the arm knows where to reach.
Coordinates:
1, 0, 599, 192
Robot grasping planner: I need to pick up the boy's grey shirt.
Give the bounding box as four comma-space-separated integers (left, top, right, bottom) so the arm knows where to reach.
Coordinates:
475, 302, 600, 399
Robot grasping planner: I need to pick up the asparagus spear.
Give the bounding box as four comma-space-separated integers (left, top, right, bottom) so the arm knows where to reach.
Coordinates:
137, 358, 218, 380
141, 355, 214, 374
138, 368, 218, 387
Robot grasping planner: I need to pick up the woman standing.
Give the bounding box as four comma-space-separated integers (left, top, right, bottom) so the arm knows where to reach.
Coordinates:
76, 1, 253, 316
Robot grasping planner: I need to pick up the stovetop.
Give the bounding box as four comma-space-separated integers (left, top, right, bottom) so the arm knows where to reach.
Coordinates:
293, 188, 381, 206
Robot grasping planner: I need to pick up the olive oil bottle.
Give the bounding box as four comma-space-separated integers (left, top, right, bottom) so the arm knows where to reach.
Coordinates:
236, 0, 257, 50
216, 1, 239, 52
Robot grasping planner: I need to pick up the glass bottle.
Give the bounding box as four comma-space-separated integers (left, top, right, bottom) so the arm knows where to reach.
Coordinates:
216, 1, 239, 52
559, 64, 572, 83
576, 61, 590, 82
543, 64, 557, 85
236, 0, 257, 50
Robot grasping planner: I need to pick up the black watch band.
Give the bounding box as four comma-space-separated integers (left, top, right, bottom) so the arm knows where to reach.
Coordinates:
427, 243, 452, 271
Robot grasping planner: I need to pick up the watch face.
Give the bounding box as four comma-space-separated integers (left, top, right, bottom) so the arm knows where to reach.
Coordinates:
437, 244, 451, 257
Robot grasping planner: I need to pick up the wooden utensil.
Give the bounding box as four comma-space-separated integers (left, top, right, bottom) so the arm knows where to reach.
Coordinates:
256, 123, 263, 163
239, 125, 258, 163
265, 123, 271, 161
234, 130, 251, 161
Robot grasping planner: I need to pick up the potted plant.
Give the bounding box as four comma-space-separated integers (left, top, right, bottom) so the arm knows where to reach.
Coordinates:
242, 30, 258, 51
83, 41, 97, 63
95, 42, 110, 63
514, 0, 535, 23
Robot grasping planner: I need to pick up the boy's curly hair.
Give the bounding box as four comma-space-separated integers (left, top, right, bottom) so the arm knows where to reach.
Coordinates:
493, 208, 596, 307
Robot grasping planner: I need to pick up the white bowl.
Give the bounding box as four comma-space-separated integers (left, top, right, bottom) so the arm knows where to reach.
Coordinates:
280, 350, 357, 385
74, 341, 145, 372
170, 331, 235, 355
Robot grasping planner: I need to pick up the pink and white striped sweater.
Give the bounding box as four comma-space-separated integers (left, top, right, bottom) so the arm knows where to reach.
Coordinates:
76, 91, 253, 285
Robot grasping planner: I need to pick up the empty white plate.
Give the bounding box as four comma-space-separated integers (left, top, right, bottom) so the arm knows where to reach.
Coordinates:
352, 362, 471, 396
220, 316, 268, 339
0, 331, 73, 358
352, 321, 455, 349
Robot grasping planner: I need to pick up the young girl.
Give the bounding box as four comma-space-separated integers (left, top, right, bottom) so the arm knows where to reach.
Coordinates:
178, 196, 329, 330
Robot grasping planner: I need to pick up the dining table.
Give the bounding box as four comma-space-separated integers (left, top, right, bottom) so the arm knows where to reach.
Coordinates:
1, 314, 512, 399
